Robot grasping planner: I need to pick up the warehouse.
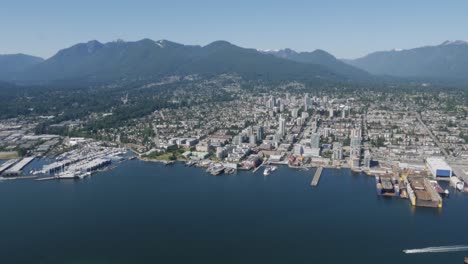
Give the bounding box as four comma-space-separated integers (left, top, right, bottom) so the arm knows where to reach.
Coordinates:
426, 158, 452, 178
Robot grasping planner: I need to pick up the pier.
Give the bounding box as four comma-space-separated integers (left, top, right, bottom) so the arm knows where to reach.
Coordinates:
252, 159, 267, 173
3, 157, 35, 176
0, 159, 19, 174
311, 167, 323, 187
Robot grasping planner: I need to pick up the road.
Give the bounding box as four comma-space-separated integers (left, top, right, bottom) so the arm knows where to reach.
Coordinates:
415, 113, 449, 158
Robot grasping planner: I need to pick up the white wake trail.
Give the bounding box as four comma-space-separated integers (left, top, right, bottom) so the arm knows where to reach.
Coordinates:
403, 245, 468, 254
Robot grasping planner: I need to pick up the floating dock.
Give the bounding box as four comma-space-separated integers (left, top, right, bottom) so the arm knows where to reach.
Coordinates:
407, 176, 443, 208
375, 175, 400, 197
311, 167, 323, 187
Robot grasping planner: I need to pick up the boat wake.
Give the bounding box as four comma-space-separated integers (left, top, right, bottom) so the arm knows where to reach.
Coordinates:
403, 245, 468, 254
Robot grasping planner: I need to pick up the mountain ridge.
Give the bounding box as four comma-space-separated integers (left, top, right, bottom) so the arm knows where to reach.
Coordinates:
261, 48, 371, 80
345, 40, 468, 81
2, 39, 345, 84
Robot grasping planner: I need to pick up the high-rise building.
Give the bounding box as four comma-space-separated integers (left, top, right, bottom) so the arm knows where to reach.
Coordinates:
363, 150, 371, 168
249, 134, 257, 145
266, 95, 275, 109
216, 147, 226, 159
350, 137, 361, 149
333, 143, 343, 160
256, 126, 264, 142
341, 106, 347, 118
291, 108, 299, 118
329, 107, 334, 118
311, 132, 320, 149
279, 115, 286, 136
296, 118, 303, 126
152, 123, 160, 146
247, 126, 253, 136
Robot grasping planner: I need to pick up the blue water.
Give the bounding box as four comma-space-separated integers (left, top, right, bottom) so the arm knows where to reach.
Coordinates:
0, 160, 467, 263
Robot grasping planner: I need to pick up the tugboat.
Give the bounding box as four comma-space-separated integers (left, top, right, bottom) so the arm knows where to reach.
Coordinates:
263, 166, 271, 176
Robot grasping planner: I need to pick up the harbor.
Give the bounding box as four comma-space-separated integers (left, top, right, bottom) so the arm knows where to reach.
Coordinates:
1, 161, 467, 264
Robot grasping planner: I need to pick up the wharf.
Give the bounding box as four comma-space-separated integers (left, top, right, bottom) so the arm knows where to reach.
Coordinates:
35, 176, 56, 181
311, 167, 324, 187
0, 159, 19, 174
252, 160, 266, 173
3, 157, 35, 176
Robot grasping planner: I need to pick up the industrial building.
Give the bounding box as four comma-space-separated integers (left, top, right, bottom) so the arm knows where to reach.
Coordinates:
426, 158, 452, 177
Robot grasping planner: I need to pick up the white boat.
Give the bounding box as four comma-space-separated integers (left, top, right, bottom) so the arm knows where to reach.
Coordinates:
56, 171, 76, 179
456, 182, 465, 192
271, 166, 277, 172
263, 167, 271, 176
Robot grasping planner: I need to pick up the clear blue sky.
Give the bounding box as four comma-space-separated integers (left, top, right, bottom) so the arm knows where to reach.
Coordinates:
1, 0, 467, 59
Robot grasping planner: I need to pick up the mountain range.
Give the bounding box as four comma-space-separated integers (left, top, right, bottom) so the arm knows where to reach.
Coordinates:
345, 40, 468, 82
0, 39, 347, 84
0, 39, 467, 86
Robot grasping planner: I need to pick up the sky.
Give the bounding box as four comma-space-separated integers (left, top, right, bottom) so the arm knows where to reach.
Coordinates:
1, 0, 467, 59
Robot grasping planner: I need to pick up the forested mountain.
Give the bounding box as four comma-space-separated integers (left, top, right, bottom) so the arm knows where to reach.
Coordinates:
345, 40, 468, 81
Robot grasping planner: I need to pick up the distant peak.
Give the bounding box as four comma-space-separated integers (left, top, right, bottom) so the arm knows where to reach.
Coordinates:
440, 40, 468, 46
154, 39, 183, 48
85, 40, 103, 53
155, 39, 169, 48
311, 49, 332, 55
206, 40, 234, 48
86, 40, 102, 45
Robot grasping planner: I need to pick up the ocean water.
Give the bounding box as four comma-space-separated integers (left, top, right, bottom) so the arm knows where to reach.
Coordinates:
0, 160, 467, 263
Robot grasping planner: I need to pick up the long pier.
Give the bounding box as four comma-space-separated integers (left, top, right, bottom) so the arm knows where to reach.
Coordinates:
0, 159, 19, 174
3, 157, 35, 176
311, 167, 323, 187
